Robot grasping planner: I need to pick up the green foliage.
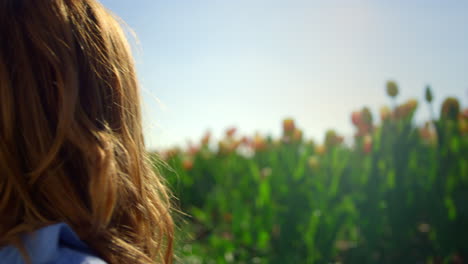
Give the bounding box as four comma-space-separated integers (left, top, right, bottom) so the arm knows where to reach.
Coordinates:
156, 91, 468, 264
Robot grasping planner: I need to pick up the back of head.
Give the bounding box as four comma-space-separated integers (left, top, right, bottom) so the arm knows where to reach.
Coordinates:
0, 0, 173, 263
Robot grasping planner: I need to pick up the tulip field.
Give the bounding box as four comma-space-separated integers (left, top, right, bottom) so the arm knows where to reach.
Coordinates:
153, 83, 468, 264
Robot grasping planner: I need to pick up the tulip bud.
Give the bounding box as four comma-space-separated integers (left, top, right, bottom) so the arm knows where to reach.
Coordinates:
386, 80, 399, 98
425, 85, 433, 103
441, 97, 460, 120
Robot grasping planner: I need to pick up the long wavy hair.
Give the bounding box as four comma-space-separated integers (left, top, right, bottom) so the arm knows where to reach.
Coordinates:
0, 0, 174, 263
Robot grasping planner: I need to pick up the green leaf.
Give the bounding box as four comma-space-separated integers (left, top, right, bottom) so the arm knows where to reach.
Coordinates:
257, 230, 270, 250
444, 197, 457, 220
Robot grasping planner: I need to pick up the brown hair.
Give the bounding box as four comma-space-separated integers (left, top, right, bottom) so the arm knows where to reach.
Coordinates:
0, 0, 174, 263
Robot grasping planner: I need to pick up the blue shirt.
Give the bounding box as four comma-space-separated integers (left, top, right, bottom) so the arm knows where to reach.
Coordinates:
0, 223, 107, 264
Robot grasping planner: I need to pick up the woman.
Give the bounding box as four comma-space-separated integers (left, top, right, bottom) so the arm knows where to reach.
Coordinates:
0, 0, 174, 263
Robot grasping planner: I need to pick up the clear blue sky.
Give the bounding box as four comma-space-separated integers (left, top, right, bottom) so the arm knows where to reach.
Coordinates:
100, 0, 468, 150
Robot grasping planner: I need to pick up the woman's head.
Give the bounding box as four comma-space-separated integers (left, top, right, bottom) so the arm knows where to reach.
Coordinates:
0, 0, 173, 263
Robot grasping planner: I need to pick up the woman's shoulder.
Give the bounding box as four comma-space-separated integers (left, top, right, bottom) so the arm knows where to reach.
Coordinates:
0, 223, 106, 264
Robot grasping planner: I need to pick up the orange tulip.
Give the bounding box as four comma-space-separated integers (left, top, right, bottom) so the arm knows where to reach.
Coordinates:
283, 119, 295, 134
182, 159, 194, 171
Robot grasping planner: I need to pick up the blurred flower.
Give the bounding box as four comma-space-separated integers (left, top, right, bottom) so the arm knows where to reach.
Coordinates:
218, 140, 230, 154
420, 122, 437, 144
386, 80, 399, 98
283, 119, 296, 134
335, 240, 356, 251
460, 109, 468, 135
237, 144, 255, 158
222, 232, 233, 241
261, 167, 272, 180
201, 131, 211, 146
351, 111, 363, 127
394, 99, 418, 119
226, 127, 237, 138
425, 85, 433, 103
292, 129, 303, 142
418, 223, 431, 233
407, 98, 418, 110
253, 133, 267, 151
273, 138, 283, 146
240, 136, 251, 146
441, 97, 460, 120
363, 135, 373, 154
187, 143, 199, 156
463, 108, 468, 119
453, 254, 463, 264
325, 130, 344, 147
224, 252, 234, 262
380, 106, 391, 121
182, 158, 194, 171
306, 139, 316, 148
161, 147, 181, 161
234, 139, 242, 149
308, 156, 319, 170
352, 108, 373, 136
313, 209, 322, 217
459, 117, 468, 135
361, 107, 373, 125
223, 213, 233, 223
218, 138, 241, 154
272, 225, 281, 237
199, 148, 212, 160
316, 145, 326, 155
